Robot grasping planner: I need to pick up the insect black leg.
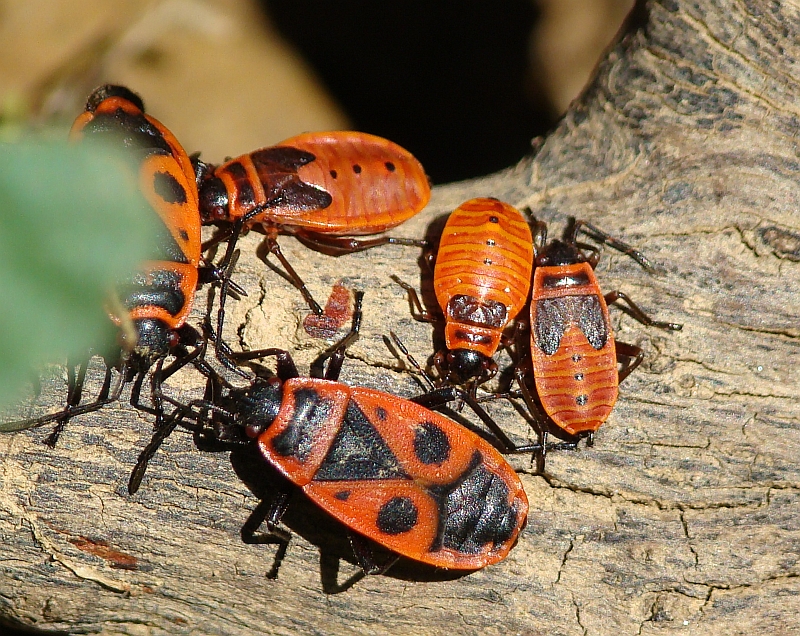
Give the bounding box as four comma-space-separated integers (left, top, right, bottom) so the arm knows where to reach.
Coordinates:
201, 225, 235, 253
212, 219, 252, 376
615, 340, 645, 383
389, 275, 436, 322
512, 367, 580, 473
386, 331, 436, 391
234, 348, 301, 382
0, 357, 125, 437
348, 533, 399, 576
294, 229, 427, 256
604, 290, 683, 331
128, 404, 182, 495
316, 291, 363, 381
43, 356, 89, 447
572, 219, 657, 272
261, 233, 324, 315
129, 370, 149, 414
95, 362, 114, 401
241, 490, 293, 579
527, 214, 548, 252
198, 254, 247, 298
411, 385, 541, 455
513, 367, 548, 472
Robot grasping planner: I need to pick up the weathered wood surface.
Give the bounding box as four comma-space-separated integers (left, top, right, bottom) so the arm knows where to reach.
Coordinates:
2, 0, 800, 634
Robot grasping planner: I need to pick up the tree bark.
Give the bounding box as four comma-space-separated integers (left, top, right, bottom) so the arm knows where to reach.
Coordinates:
2, 0, 800, 634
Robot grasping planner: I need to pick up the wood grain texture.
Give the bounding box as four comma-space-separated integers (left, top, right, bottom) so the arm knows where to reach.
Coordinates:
2, 0, 800, 634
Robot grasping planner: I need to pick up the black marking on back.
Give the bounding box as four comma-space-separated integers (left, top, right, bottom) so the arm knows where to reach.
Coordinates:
541, 272, 590, 289
248, 148, 333, 212
447, 295, 507, 329
118, 269, 186, 316
253, 146, 317, 170
314, 400, 408, 481
428, 451, 519, 554
153, 171, 188, 205
83, 109, 173, 157
86, 85, 144, 113
577, 295, 608, 349
271, 387, 334, 463
224, 161, 257, 210
376, 497, 418, 535
453, 329, 493, 346
537, 239, 582, 267
534, 295, 608, 354
413, 422, 451, 465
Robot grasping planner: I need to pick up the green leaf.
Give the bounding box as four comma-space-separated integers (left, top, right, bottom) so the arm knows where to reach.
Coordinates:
0, 141, 160, 409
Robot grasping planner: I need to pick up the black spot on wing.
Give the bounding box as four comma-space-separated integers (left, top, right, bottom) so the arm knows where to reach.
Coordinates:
153, 171, 188, 205
429, 451, 519, 555
271, 388, 334, 463
314, 400, 408, 481
376, 497, 418, 535
413, 422, 451, 465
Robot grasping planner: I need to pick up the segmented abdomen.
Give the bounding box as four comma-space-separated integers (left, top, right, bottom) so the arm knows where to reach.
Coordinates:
434, 198, 533, 323
532, 326, 618, 435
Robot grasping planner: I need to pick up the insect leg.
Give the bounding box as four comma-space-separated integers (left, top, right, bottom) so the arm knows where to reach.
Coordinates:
43, 356, 88, 446
315, 291, 364, 381
390, 275, 436, 322
241, 490, 293, 579
572, 219, 656, 272
348, 533, 399, 576
604, 290, 683, 331
260, 231, 323, 315
294, 229, 427, 256
615, 340, 645, 383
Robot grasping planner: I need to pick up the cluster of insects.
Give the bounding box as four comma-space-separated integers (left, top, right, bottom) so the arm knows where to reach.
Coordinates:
2, 85, 681, 579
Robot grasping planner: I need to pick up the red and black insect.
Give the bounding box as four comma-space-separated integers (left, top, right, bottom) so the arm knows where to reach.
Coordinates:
195, 130, 431, 315
517, 218, 682, 472
1, 85, 216, 444
131, 293, 530, 575
394, 197, 533, 393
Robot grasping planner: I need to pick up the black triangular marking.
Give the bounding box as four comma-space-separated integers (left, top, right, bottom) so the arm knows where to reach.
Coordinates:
314, 399, 409, 481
